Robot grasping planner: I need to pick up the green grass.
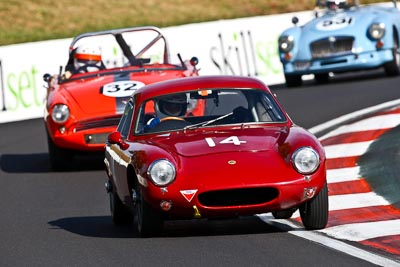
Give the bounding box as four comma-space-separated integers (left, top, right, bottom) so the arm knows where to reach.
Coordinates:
0, 0, 387, 46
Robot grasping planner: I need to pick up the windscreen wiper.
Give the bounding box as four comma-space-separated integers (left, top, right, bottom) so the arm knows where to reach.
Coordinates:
184, 112, 233, 130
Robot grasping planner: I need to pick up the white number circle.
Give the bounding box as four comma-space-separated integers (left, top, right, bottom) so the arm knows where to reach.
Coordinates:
316, 16, 353, 31
102, 81, 145, 97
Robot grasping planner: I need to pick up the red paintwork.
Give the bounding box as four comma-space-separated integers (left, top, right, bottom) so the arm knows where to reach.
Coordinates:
45, 69, 193, 151
44, 26, 198, 153
105, 75, 327, 220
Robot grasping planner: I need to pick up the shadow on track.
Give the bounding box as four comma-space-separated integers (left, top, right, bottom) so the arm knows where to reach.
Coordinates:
48, 215, 283, 238
0, 152, 104, 173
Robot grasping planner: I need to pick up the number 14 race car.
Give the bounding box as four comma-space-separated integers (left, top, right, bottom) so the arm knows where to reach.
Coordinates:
43, 26, 199, 170
278, 0, 400, 86
104, 75, 328, 237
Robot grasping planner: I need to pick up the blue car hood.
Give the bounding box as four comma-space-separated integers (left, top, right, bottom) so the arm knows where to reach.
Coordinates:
302, 7, 379, 39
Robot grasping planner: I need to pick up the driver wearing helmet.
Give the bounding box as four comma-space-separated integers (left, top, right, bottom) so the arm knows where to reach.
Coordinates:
156, 93, 188, 118
73, 45, 104, 73
326, 0, 347, 11
62, 45, 105, 79
144, 93, 188, 131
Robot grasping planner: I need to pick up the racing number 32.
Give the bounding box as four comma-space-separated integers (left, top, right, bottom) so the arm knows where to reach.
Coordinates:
102, 80, 145, 98
205, 136, 246, 147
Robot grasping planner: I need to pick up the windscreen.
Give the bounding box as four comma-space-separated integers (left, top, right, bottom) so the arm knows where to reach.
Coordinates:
134, 88, 287, 134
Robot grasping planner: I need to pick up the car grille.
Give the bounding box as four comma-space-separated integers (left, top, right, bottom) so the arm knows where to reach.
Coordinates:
198, 187, 279, 207
75, 116, 122, 132
311, 36, 354, 59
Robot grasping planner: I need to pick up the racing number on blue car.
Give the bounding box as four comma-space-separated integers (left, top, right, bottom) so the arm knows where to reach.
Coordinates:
101, 81, 145, 97
316, 16, 353, 31
205, 136, 246, 147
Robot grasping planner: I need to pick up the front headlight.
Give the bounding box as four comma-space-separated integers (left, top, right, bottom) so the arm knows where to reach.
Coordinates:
292, 147, 320, 174
51, 104, 70, 123
148, 159, 176, 186
278, 35, 294, 53
368, 23, 385, 40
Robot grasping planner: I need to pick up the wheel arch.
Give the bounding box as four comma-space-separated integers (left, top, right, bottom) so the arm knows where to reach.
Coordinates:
127, 164, 139, 192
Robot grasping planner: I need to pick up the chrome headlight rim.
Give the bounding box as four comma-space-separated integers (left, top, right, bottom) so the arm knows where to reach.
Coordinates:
278, 35, 294, 53
291, 147, 320, 175
51, 104, 70, 124
368, 23, 385, 40
147, 159, 176, 186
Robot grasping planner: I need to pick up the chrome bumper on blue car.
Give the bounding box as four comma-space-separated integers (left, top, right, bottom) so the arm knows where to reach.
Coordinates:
282, 49, 394, 75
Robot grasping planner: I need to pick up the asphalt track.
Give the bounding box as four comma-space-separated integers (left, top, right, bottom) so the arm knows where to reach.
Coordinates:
1, 69, 400, 266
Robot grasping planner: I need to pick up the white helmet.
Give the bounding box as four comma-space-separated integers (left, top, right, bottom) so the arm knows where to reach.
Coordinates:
155, 93, 188, 118
73, 45, 103, 73
326, 0, 346, 10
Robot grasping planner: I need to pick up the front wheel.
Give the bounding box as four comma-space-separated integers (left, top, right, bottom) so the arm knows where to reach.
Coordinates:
299, 183, 329, 230
109, 191, 133, 225
47, 133, 74, 171
134, 188, 164, 237
285, 74, 302, 87
314, 73, 329, 84
384, 35, 400, 76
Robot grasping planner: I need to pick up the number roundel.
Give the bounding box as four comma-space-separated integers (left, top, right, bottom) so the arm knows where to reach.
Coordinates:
316, 16, 353, 31
101, 81, 145, 97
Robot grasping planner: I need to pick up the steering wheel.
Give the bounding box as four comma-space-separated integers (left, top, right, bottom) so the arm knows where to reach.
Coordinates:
160, 116, 186, 122
76, 63, 104, 73
145, 116, 189, 133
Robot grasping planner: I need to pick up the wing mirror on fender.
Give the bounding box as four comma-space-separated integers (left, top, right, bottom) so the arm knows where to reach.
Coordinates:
190, 57, 199, 67
107, 131, 129, 150
43, 73, 51, 82
292, 16, 299, 26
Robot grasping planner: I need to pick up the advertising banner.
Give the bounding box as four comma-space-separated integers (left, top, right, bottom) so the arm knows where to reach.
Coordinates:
0, 11, 314, 123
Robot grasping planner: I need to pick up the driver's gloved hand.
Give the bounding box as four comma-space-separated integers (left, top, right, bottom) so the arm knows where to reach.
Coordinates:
146, 117, 161, 128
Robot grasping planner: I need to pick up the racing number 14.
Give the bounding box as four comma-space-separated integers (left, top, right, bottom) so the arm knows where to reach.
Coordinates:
205, 136, 246, 147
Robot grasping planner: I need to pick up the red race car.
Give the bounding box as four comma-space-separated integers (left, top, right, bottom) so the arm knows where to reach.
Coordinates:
104, 75, 328, 237
43, 26, 199, 170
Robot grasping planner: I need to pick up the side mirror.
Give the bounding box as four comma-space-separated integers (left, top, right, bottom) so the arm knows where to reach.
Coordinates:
43, 73, 51, 82
107, 131, 129, 150
292, 16, 299, 26
190, 57, 199, 67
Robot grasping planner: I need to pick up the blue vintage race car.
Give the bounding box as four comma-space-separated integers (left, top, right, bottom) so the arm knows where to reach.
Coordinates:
278, 0, 400, 87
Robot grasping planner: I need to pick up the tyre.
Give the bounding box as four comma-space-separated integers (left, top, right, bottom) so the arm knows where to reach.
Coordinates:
134, 188, 164, 237
47, 133, 74, 171
272, 209, 295, 219
109, 191, 133, 225
285, 74, 302, 87
384, 34, 400, 76
314, 73, 329, 84
299, 183, 329, 230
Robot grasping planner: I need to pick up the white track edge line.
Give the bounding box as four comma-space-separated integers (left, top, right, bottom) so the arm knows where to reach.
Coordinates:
257, 214, 400, 266
308, 99, 400, 136
281, 99, 400, 265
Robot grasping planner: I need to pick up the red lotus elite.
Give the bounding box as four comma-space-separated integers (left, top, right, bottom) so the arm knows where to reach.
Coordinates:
104, 75, 328, 237
43, 26, 199, 170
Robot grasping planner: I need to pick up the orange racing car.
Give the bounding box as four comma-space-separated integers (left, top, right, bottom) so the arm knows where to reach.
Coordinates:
44, 26, 200, 170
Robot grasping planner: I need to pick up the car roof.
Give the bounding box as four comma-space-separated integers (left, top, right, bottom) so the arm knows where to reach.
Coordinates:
132, 75, 272, 103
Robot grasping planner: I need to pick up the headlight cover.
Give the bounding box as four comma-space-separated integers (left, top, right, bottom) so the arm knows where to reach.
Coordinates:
148, 159, 176, 186
278, 35, 294, 53
51, 104, 70, 123
368, 23, 385, 40
292, 147, 320, 174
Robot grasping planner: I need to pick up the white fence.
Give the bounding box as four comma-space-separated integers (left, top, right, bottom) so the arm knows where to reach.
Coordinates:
0, 10, 316, 123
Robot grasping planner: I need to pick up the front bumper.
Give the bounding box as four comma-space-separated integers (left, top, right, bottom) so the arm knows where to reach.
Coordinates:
281, 49, 393, 75
142, 172, 326, 220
